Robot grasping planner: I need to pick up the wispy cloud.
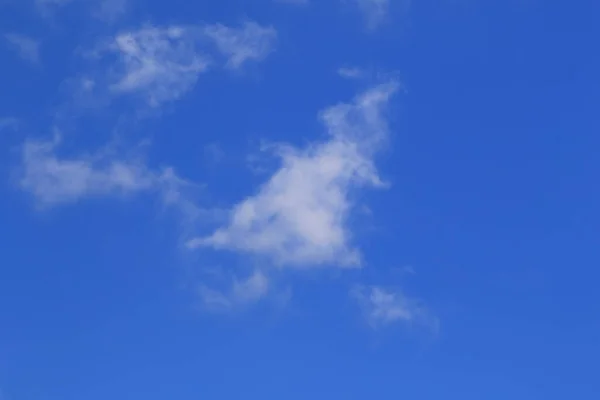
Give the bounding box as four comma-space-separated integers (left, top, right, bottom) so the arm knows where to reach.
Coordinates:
198, 270, 270, 311
337, 66, 364, 79
189, 82, 397, 268
353, 0, 390, 29
4, 33, 40, 64
18, 134, 188, 208
77, 22, 276, 108
352, 285, 435, 329
17, 21, 278, 208
104, 26, 211, 107
204, 21, 277, 70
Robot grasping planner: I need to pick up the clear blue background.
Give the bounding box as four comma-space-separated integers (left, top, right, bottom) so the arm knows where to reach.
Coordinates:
1, 0, 599, 399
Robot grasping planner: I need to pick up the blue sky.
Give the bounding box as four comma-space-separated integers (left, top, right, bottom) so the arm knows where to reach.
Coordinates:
1, 0, 599, 399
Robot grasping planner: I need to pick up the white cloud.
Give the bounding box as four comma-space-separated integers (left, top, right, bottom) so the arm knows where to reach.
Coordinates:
337, 66, 364, 79
18, 134, 186, 207
189, 82, 397, 268
4, 33, 40, 64
352, 285, 432, 328
204, 21, 277, 70
105, 26, 211, 107
16, 22, 278, 207
198, 270, 270, 311
81, 21, 276, 107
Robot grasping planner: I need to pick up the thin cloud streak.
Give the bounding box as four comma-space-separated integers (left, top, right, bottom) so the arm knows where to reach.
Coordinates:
4, 33, 40, 64
18, 135, 190, 209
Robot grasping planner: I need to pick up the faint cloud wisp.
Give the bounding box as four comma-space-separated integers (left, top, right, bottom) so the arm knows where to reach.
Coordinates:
353, 0, 390, 29
352, 285, 436, 329
204, 21, 278, 70
18, 134, 190, 209
78, 21, 277, 108
106, 26, 211, 107
4, 33, 40, 64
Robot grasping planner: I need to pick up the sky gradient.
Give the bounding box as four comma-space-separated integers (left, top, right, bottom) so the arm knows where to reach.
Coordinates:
1, 0, 599, 399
